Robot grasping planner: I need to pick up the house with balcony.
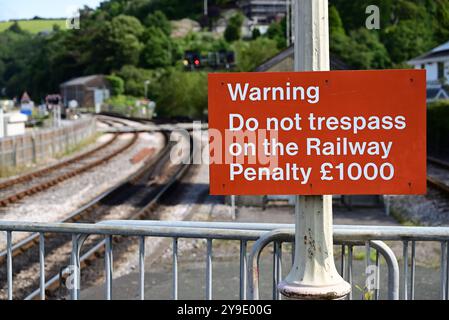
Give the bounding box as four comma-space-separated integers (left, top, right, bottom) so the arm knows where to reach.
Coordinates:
408, 41, 449, 102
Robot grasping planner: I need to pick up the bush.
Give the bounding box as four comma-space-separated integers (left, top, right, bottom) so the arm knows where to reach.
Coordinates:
116, 65, 156, 97
155, 69, 207, 118
224, 13, 244, 42
232, 38, 279, 72
106, 75, 125, 96
428, 100, 449, 159
105, 95, 139, 115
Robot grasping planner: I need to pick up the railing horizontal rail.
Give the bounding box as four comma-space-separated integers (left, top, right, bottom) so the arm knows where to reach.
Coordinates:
1, 220, 449, 300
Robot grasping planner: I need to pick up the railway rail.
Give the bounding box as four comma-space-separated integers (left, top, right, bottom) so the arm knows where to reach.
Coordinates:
427, 157, 449, 196
0, 129, 192, 300
0, 118, 139, 207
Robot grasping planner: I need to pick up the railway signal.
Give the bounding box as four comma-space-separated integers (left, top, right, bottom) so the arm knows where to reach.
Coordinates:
184, 50, 235, 71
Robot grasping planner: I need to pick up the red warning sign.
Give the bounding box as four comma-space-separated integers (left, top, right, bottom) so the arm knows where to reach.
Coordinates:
208, 70, 426, 195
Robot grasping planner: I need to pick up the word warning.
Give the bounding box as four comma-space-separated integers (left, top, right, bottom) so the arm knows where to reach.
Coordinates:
208, 70, 426, 195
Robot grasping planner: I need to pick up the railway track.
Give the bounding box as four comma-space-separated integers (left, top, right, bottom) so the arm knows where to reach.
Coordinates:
427, 157, 449, 196
0, 119, 138, 207
0, 130, 192, 300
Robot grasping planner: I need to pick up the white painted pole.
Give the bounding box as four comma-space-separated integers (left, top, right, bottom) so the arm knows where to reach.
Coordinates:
0, 108, 4, 139
278, 0, 351, 300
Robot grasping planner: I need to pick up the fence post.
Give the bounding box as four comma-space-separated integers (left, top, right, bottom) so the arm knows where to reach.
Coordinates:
277, 0, 351, 300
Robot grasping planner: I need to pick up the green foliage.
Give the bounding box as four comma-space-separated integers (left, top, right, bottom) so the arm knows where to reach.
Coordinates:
344, 29, 391, 69
106, 94, 140, 113
252, 28, 261, 40
116, 65, 155, 97
232, 37, 279, 72
329, 0, 449, 67
224, 13, 244, 42
106, 75, 125, 96
382, 20, 434, 64
0, 19, 66, 34
266, 20, 286, 49
91, 15, 144, 72
141, 27, 175, 68
155, 69, 208, 118
144, 10, 172, 36
428, 99, 449, 158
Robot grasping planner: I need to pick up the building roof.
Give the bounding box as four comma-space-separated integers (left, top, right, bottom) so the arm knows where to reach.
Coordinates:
254, 46, 350, 72
408, 40, 449, 65
427, 87, 449, 101
20, 92, 31, 103
60, 75, 104, 87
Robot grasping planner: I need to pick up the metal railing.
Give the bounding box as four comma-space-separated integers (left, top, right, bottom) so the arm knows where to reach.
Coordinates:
1, 220, 449, 300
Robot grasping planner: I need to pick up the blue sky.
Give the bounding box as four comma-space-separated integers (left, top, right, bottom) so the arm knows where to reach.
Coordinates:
0, 0, 103, 21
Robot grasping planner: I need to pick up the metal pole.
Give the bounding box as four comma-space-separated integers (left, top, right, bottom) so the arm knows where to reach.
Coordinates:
0, 108, 4, 138
204, 0, 208, 16
278, 0, 351, 300
286, 0, 291, 47
231, 195, 236, 220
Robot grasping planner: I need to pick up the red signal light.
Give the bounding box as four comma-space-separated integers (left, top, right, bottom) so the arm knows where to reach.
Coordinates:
194, 59, 200, 66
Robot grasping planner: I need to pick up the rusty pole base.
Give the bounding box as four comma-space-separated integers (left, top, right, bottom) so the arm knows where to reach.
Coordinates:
278, 280, 351, 300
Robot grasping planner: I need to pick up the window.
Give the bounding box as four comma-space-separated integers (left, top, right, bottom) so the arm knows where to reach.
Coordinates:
438, 62, 445, 79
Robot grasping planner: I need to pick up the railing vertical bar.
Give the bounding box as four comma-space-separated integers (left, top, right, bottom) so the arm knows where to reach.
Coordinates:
6, 231, 12, 300
446, 241, 449, 300
291, 242, 295, 267
341, 244, 346, 280
364, 241, 370, 300
71, 234, 79, 300
441, 241, 447, 300
348, 245, 353, 300
375, 249, 380, 301
272, 242, 282, 300
139, 236, 145, 300
403, 241, 409, 300
206, 239, 212, 300
239, 240, 247, 300
410, 241, 416, 300
39, 233, 45, 300
105, 235, 113, 300
172, 238, 178, 300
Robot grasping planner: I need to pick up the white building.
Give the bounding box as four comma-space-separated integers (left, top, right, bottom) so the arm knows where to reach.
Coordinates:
408, 41, 449, 102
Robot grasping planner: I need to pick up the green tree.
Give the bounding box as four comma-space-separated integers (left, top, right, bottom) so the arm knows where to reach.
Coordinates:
252, 28, 261, 39
382, 20, 434, 64
345, 29, 391, 69
106, 74, 125, 96
117, 65, 155, 97
156, 69, 207, 118
224, 13, 244, 42
144, 10, 172, 35
7, 21, 24, 34
90, 15, 144, 72
266, 19, 286, 49
140, 27, 175, 68
233, 37, 279, 71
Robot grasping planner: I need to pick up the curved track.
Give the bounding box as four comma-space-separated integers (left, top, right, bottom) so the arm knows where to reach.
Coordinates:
0, 129, 192, 300
0, 119, 138, 207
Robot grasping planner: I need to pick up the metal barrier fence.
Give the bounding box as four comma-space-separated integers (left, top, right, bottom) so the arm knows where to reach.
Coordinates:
0, 117, 96, 169
1, 220, 449, 300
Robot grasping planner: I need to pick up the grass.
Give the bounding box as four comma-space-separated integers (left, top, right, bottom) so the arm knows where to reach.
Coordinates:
390, 207, 421, 227
54, 132, 102, 159
0, 19, 66, 34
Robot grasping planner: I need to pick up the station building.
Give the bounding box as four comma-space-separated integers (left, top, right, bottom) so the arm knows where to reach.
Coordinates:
60, 75, 111, 109
408, 41, 449, 102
